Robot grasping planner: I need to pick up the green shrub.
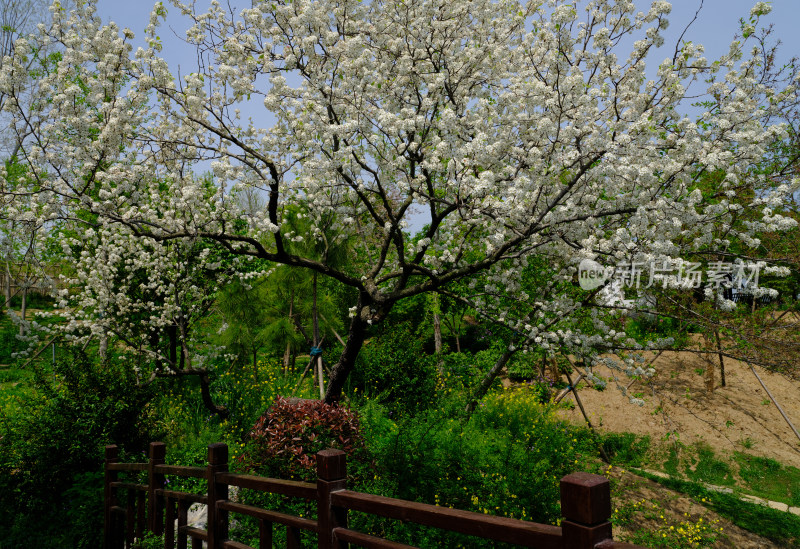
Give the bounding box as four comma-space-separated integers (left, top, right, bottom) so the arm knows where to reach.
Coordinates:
0, 348, 160, 548
350, 323, 438, 416
351, 388, 596, 547
209, 356, 316, 446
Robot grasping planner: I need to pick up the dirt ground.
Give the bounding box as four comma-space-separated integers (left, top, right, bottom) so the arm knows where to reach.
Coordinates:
551, 349, 800, 547
557, 350, 800, 468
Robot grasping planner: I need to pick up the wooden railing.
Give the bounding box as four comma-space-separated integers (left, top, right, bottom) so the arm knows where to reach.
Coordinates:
104, 442, 644, 549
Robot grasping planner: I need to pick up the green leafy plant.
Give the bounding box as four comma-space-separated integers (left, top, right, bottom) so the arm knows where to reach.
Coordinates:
0, 348, 160, 548
349, 323, 438, 416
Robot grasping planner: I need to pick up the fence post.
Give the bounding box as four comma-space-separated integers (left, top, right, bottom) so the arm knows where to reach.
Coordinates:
148, 442, 167, 535
317, 448, 348, 549
207, 443, 230, 549
104, 445, 119, 549
560, 472, 613, 549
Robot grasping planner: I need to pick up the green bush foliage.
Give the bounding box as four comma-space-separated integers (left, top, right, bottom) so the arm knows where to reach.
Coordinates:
0, 315, 25, 364
350, 323, 438, 416
351, 388, 596, 546
0, 348, 160, 548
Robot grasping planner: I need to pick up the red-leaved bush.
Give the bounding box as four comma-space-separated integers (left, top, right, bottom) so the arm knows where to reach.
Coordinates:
238, 397, 370, 482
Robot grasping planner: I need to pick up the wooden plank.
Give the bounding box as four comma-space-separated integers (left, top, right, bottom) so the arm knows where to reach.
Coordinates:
155, 489, 208, 505
155, 464, 207, 478
216, 472, 317, 500
259, 519, 273, 548
181, 526, 208, 541
333, 528, 416, 549
110, 482, 148, 492
165, 498, 175, 549
217, 501, 318, 532
287, 525, 301, 549
221, 541, 256, 549
177, 500, 189, 549
107, 462, 148, 472
330, 491, 561, 549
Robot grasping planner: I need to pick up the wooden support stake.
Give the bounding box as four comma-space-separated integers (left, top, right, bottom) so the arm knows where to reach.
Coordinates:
564, 371, 611, 463
148, 442, 166, 535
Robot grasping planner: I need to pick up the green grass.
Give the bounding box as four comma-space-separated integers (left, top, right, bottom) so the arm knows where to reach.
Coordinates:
601, 432, 651, 467
0, 365, 35, 414
734, 452, 800, 507
685, 443, 735, 486
602, 434, 800, 545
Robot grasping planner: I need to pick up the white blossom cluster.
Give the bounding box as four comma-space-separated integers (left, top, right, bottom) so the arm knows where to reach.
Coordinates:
0, 0, 796, 381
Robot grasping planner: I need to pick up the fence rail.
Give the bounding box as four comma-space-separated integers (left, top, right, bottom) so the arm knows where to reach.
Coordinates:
104, 442, 645, 549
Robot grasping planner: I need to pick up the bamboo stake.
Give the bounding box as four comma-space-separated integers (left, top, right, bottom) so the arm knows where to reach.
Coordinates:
291, 356, 317, 396
554, 374, 584, 404
564, 370, 611, 463
748, 362, 800, 445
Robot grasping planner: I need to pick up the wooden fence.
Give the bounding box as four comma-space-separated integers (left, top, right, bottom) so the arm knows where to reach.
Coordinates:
104, 442, 643, 549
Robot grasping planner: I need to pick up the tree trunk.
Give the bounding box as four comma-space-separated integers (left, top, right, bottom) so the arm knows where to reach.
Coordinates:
253, 349, 259, 382
3, 262, 11, 310
433, 311, 442, 354
19, 285, 27, 336
548, 357, 562, 384
150, 330, 162, 370
99, 332, 108, 359
324, 296, 372, 404
284, 295, 295, 374
317, 355, 325, 399
283, 340, 292, 375
199, 371, 229, 419
714, 327, 726, 387
465, 349, 515, 413
705, 349, 715, 393
168, 325, 177, 368
312, 272, 325, 399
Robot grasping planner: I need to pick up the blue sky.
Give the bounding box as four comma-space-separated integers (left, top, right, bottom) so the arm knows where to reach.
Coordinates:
92, 0, 800, 124
94, 0, 800, 71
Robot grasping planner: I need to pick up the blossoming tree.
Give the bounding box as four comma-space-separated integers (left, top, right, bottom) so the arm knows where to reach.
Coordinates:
0, 0, 796, 403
